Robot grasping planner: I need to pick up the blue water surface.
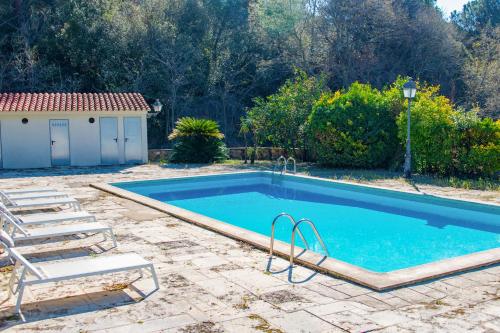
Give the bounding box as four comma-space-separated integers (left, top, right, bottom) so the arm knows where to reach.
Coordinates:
114, 173, 500, 272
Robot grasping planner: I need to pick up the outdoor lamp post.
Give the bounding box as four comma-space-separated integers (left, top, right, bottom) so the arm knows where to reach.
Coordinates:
403, 79, 417, 179
148, 99, 163, 118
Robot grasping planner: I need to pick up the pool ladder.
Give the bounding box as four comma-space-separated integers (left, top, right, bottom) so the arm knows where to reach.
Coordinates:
268, 213, 329, 270
273, 156, 296, 174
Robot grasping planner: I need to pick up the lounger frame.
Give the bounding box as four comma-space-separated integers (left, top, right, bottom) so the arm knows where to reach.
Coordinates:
1, 195, 81, 211
1, 211, 116, 248
1, 242, 159, 314
0, 203, 96, 226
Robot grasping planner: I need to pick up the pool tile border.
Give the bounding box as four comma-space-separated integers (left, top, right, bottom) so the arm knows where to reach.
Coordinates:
91, 173, 500, 291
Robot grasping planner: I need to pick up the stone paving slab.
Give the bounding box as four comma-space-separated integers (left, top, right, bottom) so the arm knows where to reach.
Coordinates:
0, 164, 498, 332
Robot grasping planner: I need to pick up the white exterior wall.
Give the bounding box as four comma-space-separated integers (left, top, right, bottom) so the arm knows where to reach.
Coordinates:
1, 116, 52, 169
141, 114, 148, 163
0, 112, 148, 169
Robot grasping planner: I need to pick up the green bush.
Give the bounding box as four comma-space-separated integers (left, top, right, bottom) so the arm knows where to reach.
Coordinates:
308, 82, 398, 168
452, 113, 500, 177
168, 117, 228, 163
393, 78, 500, 178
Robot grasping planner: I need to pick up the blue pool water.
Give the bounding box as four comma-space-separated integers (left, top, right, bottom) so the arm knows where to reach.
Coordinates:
113, 172, 500, 272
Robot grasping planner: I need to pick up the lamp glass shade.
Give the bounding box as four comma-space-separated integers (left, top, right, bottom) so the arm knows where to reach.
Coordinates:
403, 80, 417, 99
152, 99, 163, 112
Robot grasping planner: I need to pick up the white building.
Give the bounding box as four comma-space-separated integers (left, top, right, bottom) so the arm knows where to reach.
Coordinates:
0, 93, 150, 169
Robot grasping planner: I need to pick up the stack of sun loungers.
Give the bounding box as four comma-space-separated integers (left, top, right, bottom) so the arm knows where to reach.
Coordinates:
0, 187, 159, 317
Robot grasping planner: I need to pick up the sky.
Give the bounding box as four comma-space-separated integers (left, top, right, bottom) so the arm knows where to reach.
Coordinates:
436, 0, 469, 17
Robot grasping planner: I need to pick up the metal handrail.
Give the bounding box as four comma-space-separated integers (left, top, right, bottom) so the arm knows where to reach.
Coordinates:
273, 156, 296, 174
286, 157, 296, 174
289, 218, 329, 267
269, 213, 309, 258
274, 156, 287, 174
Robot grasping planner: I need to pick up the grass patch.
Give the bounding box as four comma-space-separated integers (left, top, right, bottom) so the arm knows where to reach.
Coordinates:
179, 321, 223, 333
0, 313, 20, 326
425, 298, 450, 309
104, 283, 129, 292
248, 314, 284, 333
234, 295, 251, 310
0, 265, 14, 274
412, 175, 499, 191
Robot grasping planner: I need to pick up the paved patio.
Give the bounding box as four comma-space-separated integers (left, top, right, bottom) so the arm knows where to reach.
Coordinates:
0, 164, 499, 332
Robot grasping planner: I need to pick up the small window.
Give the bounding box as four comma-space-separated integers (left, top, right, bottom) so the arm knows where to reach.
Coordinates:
89, 117, 95, 124
22, 118, 28, 124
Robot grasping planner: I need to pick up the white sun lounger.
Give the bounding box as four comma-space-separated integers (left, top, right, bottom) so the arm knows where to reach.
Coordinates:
2, 188, 58, 195
2, 196, 81, 211
15, 211, 96, 225
4, 191, 69, 201
0, 189, 69, 204
0, 231, 159, 314
1, 212, 116, 248
0, 203, 95, 226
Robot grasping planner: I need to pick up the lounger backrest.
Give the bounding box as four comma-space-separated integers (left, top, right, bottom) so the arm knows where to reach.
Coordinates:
0, 230, 44, 280
0, 206, 28, 236
0, 202, 22, 224
8, 247, 45, 280
0, 191, 13, 206
0, 229, 14, 248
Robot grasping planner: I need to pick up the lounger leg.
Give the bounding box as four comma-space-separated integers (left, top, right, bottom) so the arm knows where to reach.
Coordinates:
148, 265, 159, 290
109, 229, 117, 248
7, 267, 18, 300
15, 284, 25, 314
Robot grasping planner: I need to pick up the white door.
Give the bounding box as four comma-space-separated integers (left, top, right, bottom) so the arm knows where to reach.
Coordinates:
50, 119, 70, 166
100, 117, 119, 165
124, 117, 142, 164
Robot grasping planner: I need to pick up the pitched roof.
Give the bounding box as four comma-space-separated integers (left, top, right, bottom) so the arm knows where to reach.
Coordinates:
0, 93, 150, 112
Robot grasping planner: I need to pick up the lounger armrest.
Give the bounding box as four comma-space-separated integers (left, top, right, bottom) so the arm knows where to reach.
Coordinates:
0, 212, 28, 236
8, 248, 45, 280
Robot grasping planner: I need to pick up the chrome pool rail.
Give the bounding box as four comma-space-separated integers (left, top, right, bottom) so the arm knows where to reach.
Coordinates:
290, 218, 329, 267
286, 157, 296, 174
273, 156, 296, 174
274, 156, 287, 174
269, 213, 309, 258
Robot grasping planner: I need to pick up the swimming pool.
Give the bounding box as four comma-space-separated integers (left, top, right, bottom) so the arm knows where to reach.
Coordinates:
98, 172, 500, 289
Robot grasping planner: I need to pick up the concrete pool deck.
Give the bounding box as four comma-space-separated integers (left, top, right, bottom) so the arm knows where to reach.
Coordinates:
0, 164, 499, 332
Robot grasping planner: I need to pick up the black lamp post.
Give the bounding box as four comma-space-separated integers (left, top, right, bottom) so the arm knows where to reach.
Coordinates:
403, 79, 417, 178
148, 99, 163, 118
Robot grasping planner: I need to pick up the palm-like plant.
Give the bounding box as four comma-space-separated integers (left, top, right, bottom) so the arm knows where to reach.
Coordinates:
168, 117, 228, 163
169, 117, 224, 140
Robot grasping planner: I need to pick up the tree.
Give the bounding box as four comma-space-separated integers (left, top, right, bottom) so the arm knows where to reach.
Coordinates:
462, 27, 500, 118
451, 0, 499, 34
315, 0, 463, 99
244, 70, 328, 156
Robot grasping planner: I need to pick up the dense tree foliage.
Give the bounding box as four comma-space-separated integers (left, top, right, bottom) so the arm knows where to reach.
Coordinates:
0, 0, 498, 148
244, 70, 327, 155
250, 74, 498, 177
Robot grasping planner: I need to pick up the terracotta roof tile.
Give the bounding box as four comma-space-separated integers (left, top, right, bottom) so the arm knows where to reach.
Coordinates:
0, 93, 150, 112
